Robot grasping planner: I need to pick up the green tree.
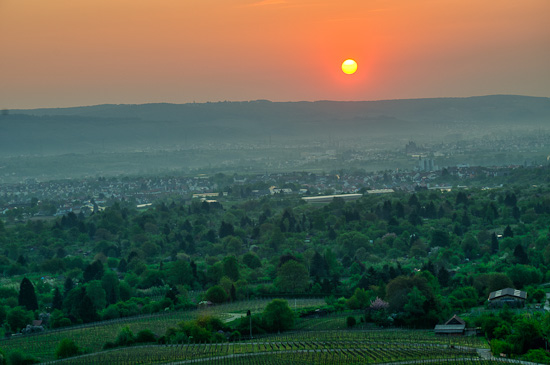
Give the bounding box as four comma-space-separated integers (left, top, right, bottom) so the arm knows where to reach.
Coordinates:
268, 227, 285, 250
461, 234, 479, 259
347, 288, 372, 309
86, 281, 107, 311
205, 260, 223, 284
52, 287, 63, 311
506, 265, 542, 289
63, 287, 85, 319
449, 286, 478, 311
224, 236, 243, 255
512, 206, 521, 221
513, 244, 528, 264
409, 194, 420, 207
503, 225, 514, 238
7, 306, 33, 332
114, 326, 136, 347
55, 338, 80, 359
487, 274, 513, 296
83, 260, 104, 283
206, 285, 228, 304
242, 252, 261, 269
50, 309, 71, 328
7, 351, 37, 365
63, 277, 74, 295
101, 271, 120, 305
262, 299, 294, 333
508, 315, 543, 354
337, 231, 369, 256
455, 192, 468, 206
275, 260, 309, 293
403, 286, 427, 326
385, 275, 434, 313
18, 277, 38, 311
490, 339, 512, 357
430, 229, 449, 247
474, 273, 513, 298
167, 260, 193, 286
78, 294, 99, 323
136, 329, 157, 343
524, 349, 550, 363
0, 305, 6, 325
530, 288, 546, 303
408, 211, 422, 226
223, 256, 240, 282
310, 251, 328, 277
219, 221, 234, 238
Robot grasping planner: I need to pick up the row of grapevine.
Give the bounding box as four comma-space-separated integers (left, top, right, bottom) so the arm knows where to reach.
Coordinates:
42, 330, 503, 365
0, 298, 325, 362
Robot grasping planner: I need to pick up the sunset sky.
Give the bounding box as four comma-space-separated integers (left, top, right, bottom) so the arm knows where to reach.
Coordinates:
1, 0, 549, 109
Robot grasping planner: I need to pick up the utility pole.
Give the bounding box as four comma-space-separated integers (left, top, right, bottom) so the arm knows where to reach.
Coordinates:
247, 309, 252, 339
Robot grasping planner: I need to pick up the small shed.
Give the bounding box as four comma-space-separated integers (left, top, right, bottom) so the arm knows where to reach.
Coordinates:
488, 288, 527, 308
198, 300, 213, 309
434, 315, 466, 336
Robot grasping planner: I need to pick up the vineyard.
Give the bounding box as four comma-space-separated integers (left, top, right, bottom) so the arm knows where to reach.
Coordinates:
0, 298, 325, 362
44, 330, 495, 364
2, 296, 543, 364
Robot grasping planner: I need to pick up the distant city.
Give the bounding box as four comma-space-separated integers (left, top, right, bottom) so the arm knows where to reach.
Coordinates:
1, 159, 544, 222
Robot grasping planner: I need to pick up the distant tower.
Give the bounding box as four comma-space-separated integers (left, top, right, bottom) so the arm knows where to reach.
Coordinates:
405, 141, 418, 154
418, 157, 436, 172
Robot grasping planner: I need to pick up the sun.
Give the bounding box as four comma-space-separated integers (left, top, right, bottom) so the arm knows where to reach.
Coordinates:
341, 59, 358, 75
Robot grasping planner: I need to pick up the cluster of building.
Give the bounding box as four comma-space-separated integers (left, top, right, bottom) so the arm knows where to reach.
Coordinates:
0, 163, 540, 220
434, 288, 536, 337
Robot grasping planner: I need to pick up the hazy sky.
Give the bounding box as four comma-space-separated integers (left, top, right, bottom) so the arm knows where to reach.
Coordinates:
1, 0, 549, 109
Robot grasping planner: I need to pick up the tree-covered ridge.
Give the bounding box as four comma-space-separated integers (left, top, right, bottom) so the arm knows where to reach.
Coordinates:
1, 178, 550, 360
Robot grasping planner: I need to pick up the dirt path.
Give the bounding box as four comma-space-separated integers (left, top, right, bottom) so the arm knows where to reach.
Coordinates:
223, 312, 247, 323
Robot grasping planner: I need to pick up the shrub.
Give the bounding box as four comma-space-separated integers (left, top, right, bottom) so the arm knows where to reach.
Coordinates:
229, 330, 241, 341
346, 316, 357, 328
179, 321, 211, 342
262, 299, 294, 333
490, 339, 512, 357
100, 305, 120, 320
236, 314, 266, 337
55, 338, 80, 359
135, 329, 156, 343
7, 350, 38, 365
242, 253, 261, 269
206, 285, 228, 304
114, 326, 136, 347
51, 310, 72, 329
7, 306, 33, 333
524, 349, 550, 363
169, 331, 189, 344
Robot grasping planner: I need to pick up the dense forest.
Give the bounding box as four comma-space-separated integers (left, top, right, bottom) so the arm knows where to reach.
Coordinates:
2, 170, 550, 362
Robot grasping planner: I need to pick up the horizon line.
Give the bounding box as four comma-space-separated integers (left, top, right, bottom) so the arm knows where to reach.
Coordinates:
7, 93, 548, 111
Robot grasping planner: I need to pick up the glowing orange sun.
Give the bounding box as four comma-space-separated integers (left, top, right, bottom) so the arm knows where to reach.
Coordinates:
341, 59, 358, 74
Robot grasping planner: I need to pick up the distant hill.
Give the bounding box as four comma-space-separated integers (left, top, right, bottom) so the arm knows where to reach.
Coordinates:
2, 95, 549, 156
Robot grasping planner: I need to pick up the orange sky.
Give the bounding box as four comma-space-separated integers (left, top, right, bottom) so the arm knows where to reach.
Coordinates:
1, 0, 549, 108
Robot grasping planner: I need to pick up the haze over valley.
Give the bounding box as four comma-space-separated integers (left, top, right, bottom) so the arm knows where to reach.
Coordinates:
2, 95, 549, 182
3, 1, 550, 363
